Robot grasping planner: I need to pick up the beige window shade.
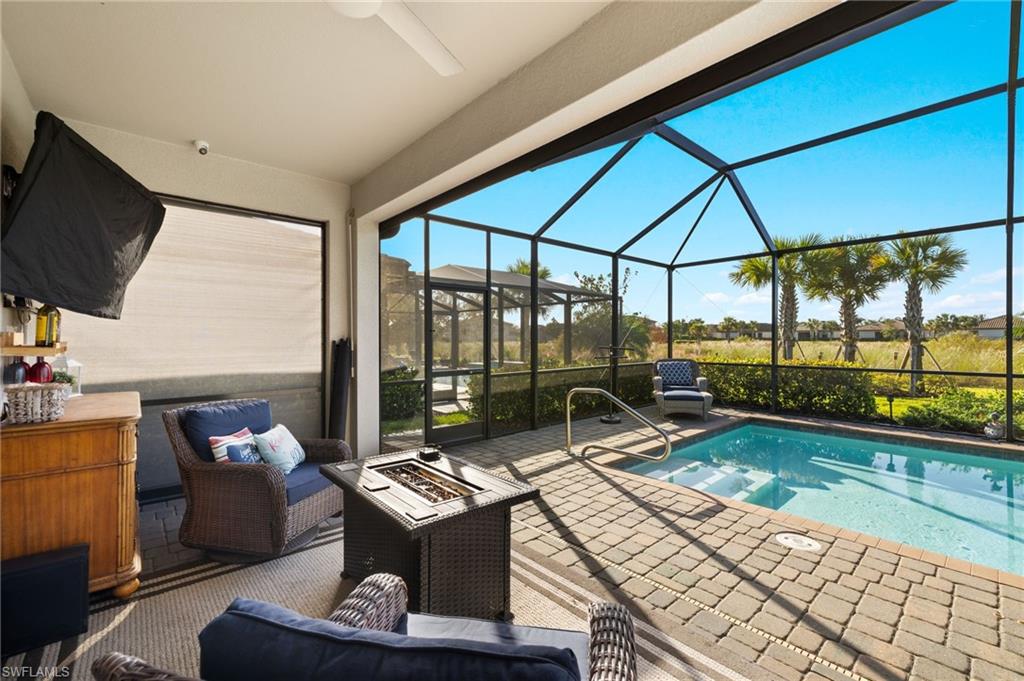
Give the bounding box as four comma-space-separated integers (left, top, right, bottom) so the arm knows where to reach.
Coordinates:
61, 204, 322, 397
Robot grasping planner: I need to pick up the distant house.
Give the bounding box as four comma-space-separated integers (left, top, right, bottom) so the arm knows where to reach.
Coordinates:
975, 315, 1024, 339
856, 320, 906, 341
796, 325, 840, 341
705, 322, 772, 340
705, 324, 727, 340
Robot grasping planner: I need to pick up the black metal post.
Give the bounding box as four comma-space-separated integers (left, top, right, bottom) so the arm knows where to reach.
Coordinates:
770, 253, 779, 413
484, 232, 492, 439
530, 239, 540, 430
1006, 0, 1020, 442
450, 305, 459, 369
667, 267, 674, 358
563, 294, 573, 366
602, 256, 621, 424
423, 219, 433, 442
496, 285, 505, 368
519, 307, 527, 364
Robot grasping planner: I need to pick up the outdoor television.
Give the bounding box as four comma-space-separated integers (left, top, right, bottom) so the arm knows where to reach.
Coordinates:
1, 111, 165, 319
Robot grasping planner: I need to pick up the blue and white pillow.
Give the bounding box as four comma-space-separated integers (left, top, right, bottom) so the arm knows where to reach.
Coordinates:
224, 442, 262, 463
209, 428, 260, 464
253, 424, 305, 475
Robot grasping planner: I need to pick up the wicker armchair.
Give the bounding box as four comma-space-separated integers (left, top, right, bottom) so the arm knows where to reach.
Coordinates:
92, 573, 638, 681
652, 358, 713, 420
162, 399, 350, 559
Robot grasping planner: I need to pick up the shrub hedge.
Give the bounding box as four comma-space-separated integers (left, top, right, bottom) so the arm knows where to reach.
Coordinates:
468, 363, 655, 433
381, 358, 1021, 439
380, 366, 423, 421
898, 387, 1024, 435
699, 358, 877, 419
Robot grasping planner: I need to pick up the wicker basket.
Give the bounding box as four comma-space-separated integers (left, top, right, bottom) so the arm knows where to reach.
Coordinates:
3, 382, 72, 424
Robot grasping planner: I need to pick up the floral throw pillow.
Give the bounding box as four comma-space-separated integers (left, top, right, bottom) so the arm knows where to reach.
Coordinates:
253, 424, 306, 475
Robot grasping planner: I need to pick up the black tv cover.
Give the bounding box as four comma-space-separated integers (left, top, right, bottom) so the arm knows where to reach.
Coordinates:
1, 112, 165, 319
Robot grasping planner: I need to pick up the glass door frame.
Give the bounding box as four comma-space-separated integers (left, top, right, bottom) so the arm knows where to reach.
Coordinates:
424, 279, 491, 446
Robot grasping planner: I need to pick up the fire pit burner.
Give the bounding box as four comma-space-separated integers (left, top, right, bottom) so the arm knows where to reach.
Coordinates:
371, 461, 476, 503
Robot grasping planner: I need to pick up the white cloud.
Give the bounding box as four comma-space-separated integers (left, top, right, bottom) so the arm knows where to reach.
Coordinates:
550, 273, 576, 286
970, 267, 1022, 284
933, 290, 1004, 312
735, 292, 771, 306
702, 292, 731, 304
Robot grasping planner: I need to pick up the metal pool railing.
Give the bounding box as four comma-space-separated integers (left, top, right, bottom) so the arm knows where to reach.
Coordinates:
565, 387, 671, 462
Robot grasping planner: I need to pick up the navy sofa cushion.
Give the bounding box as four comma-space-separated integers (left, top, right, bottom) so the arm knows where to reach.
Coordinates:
284, 463, 332, 506
199, 599, 582, 681
663, 390, 706, 401
184, 401, 272, 462
397, 612, 588, 679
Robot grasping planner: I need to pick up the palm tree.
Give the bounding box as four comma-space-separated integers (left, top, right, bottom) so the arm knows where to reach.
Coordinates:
878, 235, 967, 394
805, 318, 823, 340
506, 257, 551, 280
688, 318, 706, 352
802, 241, 890, 362
729, 234, 823, 360
719, 316, 740, 341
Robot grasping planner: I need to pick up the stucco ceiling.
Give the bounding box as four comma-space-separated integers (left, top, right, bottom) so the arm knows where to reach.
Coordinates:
1, 1, 608, 184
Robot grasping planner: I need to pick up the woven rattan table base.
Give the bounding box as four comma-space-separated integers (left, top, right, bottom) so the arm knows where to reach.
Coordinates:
342, 494, 512, 620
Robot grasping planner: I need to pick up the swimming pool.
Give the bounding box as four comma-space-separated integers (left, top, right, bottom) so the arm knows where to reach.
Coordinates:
622, 424, 1024, 575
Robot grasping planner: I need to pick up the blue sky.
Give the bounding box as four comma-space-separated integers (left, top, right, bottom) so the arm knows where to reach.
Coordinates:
384, 1, 1022, 326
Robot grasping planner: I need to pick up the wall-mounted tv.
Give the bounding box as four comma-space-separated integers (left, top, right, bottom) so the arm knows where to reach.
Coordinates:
1, 111, 165, 319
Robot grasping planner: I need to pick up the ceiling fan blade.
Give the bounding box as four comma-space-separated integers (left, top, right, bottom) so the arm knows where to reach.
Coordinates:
376, 1, 464, 77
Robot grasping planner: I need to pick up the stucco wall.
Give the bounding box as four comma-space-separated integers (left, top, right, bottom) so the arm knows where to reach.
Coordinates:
1, 45, 354, 488
1, 42, 35, 170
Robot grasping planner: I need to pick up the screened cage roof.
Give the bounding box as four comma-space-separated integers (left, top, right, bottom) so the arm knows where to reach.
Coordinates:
429, 264, 610, 300
405, 0, 1021, 269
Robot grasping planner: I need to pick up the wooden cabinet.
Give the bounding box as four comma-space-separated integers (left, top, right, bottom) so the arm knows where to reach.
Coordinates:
1, 392, 141, 598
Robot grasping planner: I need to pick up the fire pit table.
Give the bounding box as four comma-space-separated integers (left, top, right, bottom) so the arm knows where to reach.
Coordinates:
320, 448, 539, 620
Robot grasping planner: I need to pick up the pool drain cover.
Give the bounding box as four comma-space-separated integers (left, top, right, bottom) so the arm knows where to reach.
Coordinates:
775, 532, 822, 553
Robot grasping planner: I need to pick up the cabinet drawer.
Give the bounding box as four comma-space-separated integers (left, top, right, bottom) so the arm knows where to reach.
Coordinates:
1, 426, 122, 477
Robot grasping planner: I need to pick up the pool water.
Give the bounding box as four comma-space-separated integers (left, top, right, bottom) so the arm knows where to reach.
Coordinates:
623, 424, 1024, 575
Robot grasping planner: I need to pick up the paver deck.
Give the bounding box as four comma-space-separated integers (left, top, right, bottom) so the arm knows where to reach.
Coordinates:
445, 408, 1024, 681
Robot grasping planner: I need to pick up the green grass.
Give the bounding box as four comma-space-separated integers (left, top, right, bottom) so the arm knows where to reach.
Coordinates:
873, 387, 1004, 419
873, 395, 933, 418
434, 412, 473, 426
671, 334, 1017, 385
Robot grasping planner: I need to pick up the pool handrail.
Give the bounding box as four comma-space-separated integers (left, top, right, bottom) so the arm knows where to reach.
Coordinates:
565, 387, 671, 462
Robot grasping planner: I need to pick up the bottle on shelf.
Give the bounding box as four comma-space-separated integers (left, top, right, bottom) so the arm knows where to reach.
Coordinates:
34, 304, 61, 347
2, 357, 28, 384
28, 357, 53, 383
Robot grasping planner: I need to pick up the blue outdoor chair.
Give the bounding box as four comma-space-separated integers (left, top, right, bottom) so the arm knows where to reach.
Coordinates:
652, 359, 713, 420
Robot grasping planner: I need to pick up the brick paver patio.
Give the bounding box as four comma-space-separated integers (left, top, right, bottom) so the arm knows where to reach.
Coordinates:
140, 409, 1024, 680
444, 409, 1024, 681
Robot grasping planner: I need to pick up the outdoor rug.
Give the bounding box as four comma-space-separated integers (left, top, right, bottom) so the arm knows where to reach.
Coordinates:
3, 524, 756, 681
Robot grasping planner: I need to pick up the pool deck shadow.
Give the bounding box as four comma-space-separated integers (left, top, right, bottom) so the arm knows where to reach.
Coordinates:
445, 406, 1024, 681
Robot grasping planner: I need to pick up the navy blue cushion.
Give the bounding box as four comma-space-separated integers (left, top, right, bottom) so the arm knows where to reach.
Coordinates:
657, 361, 695, 387
285, 463, 332, 506
199, 598, 581, 681
663, 389, 706, 401
397, 612, 588, 679
184, 401, 272, 462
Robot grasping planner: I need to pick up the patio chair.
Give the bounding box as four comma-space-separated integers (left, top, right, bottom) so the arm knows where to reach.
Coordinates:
652, 358, 713, 420
92, 573, 638, 681
162, 399, 350, 560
